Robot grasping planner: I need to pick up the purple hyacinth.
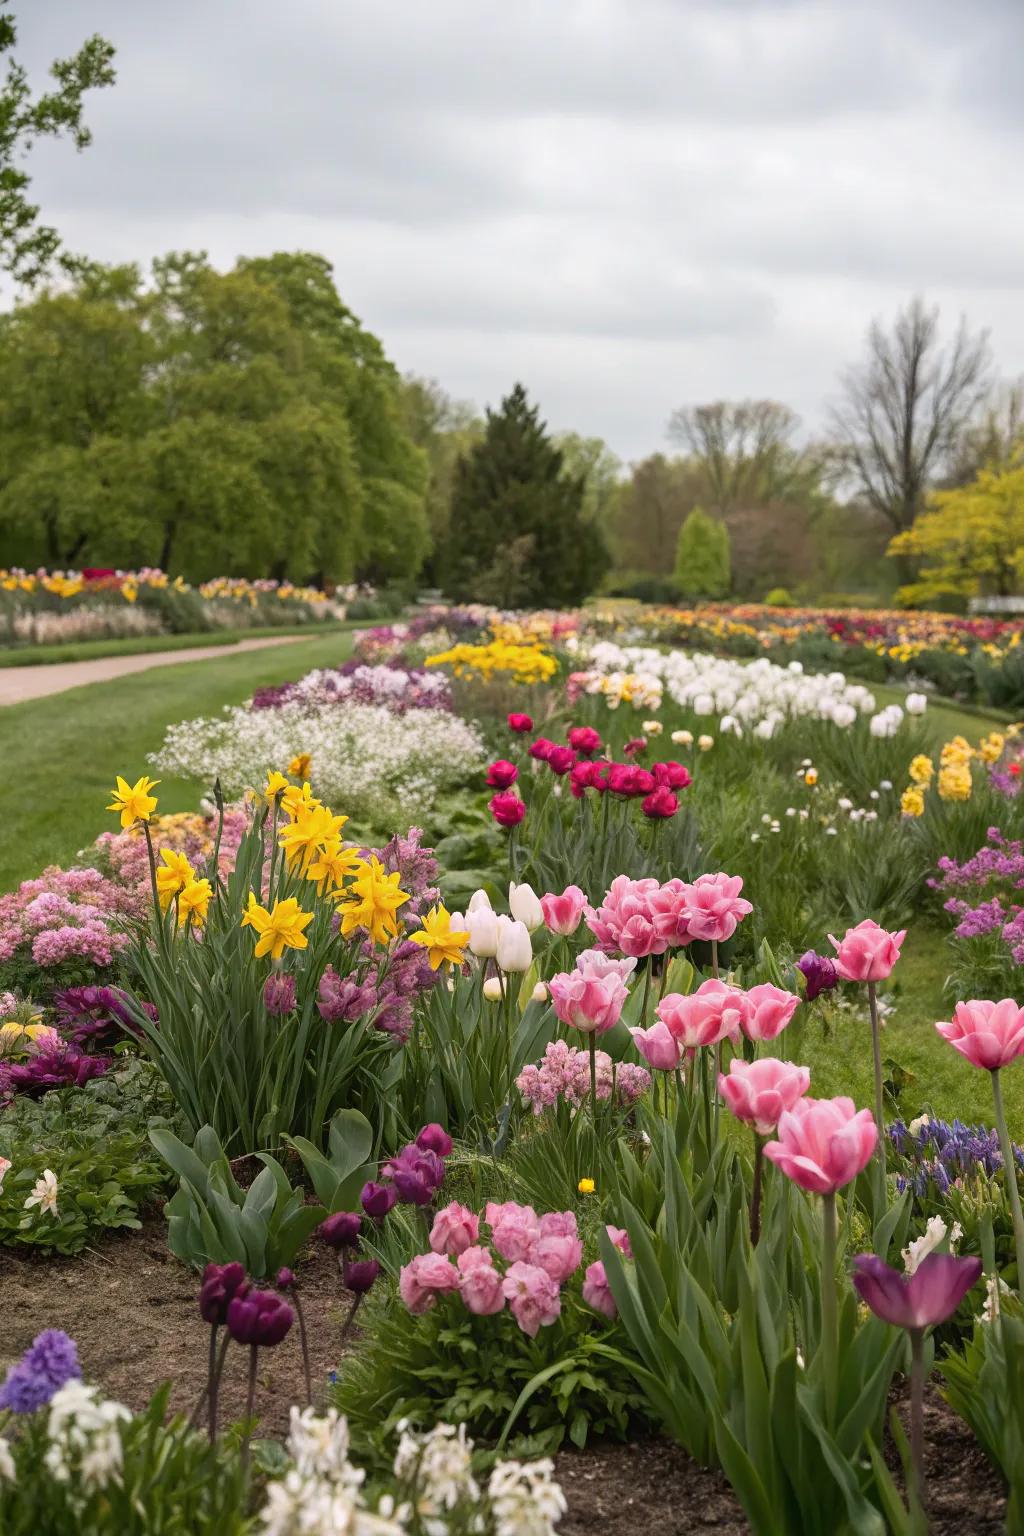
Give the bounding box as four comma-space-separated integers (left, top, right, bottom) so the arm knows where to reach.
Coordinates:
796, 950, 839, 1003
0, 1330, 81, 1412
316, 966, 378, 1025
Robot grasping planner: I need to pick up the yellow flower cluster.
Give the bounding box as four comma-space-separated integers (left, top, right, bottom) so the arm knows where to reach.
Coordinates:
898, 731, 1001, 814
425, 638, 557, 685
2, 568, 328, 607
106, 776, 212, 927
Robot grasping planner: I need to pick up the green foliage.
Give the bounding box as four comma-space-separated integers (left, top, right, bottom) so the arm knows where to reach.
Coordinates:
765, 587, 795, 606
442, 384, 608, 606
0, 1060, 177, 1254
0, 12, 116, 285
0, 1384, 251, 1535
150, 1122, 328, 1279
674, 507, 731, 599
0, 252, 427, 583
332, 1282, 648, 1457
941, 1299, 1024, 1526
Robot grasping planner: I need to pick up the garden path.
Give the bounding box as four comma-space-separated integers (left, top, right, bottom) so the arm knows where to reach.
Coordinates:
0, 634, 308, 706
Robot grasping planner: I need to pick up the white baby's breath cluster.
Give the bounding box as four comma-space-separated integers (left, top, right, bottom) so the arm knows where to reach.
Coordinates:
44, 1381, 131, 1499
151, 702, 484, 824
578, 642, 924, 740
259, 1411, 566, 1536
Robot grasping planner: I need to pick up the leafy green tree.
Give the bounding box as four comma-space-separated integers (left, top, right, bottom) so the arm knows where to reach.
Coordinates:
674, 507, 731, 599
442, 384, 607, 606
0, 11, 115, 284
0, 253, 427, 583
399, 375, 482, 584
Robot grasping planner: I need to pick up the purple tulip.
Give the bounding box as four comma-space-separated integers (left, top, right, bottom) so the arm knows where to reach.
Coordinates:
226, 1289, 294, 1346
319, 1211, 362, 1249
361, 1180, 397, 1218
198, 1262, 250, 1325
276, 1267, 295, 1290
383, 1143, 445, 1206
852, 1252, 983, 1330
416, 1122, 453, 1157
796, 950, 839, 1003
343, 1258, 381, 1294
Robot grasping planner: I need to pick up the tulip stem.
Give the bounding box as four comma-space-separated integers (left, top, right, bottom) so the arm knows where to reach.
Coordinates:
640, 959, 653, 1031
588, 1031, 598, 1125
909, 1327, 927, 1514
713, 1041, 722, 1143
820, 1192, 838, 1425
711, 939, 719, 979
241, 1345, 258, 1471
750, 1133, 764, 1246
339, 1293, 364, 1350
992, 1068, 1024, 1291
293, 1289, 312, 1407
867, 981, 887, 1183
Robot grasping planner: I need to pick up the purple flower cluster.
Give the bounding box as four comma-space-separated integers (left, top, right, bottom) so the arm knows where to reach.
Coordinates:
250, 662, 453, 715
380, 1124, 452, 1206
365, 827, 440, 919
0, 1036, 112, 1100
0, 866, 145, 972
516, 1040, 650, 1115
930, 828, 1024, 964
890, 1115, 1024, 1196
316, 941, 441, 1041
0, 1329, 81, 1412
53, 984, 155, 1047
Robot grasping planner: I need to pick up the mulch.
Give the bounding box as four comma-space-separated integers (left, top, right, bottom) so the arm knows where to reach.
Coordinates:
2, 1223, 1009, 1531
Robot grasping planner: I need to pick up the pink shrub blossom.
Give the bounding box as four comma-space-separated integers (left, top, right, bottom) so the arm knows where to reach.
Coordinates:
502, 1261, 562, 1336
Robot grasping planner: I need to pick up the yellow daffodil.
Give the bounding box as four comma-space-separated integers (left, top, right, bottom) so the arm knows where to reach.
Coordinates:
241, 893, 314, 959
107, 774, 160, 828
900, 785, 925, 817
288, 752, 312, 779
278, 804, 349, 874
264, 770, 290, 806
908, 754, 934, 786
409, 904, 470, 971
980, 732, 1006, 765
306, 840, 366, 896
940, 736, 974, 768
156, 848, 195, 912
178, 877, 212, 928
578, 1178, 595, 1195
336, 857, 410, 947
281, 781, 322, 819
938, 763, 973, 802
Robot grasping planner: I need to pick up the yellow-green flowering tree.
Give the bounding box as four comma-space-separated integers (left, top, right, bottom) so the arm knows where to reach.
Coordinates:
888, 452, 1024, 605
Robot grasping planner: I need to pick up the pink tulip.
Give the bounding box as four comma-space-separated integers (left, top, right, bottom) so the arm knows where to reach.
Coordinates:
682, 872, 753, 944
490, 791, 525, 828
585, 875, 667, 958
575, 948, 638, 984
502, 1261, 562, 1336
718, 1057, 811, 1134
488, 1202, 541, 1263
457, 1247, 506, 1315
398, 1252, 460, 1314
657, 978, 749, 1048
631, 1021, 684, 1071
742, 983, 801, 1042
429, 1201, 480, 1257
828, 919, 906, 982
568, 725, 602, 756
549, 968, 628, 1035
763, 1095, 878, 1194
582, 1260, 617, 1319
647, 878, 695, 948
541, 885, 587, 936
935, 998, 1024, 1071
534, 1230, 583, 1283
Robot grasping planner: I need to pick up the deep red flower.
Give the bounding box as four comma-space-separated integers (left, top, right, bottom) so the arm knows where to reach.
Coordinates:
567, 726, 602, 757
508, 713, 534, 733
490, 791, 526, 827
486, 759, 519, 789
642, 786, 679, 819
547, 746, 577, 775
652, 760, 692, 790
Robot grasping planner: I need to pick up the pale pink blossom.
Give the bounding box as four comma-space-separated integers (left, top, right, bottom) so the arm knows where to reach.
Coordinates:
540, 885, 587, 936
764, 1095, 878, 1194
488, 1202, 542, 1263
457, 1247, 506, 1314
681, 872, 752, 944
585, 875, 667, 958
828, 919, 906, 982
631, 1021, 684, 1071
429, 1200, 480, 1257
656, 978, 749, 1048
718, 1057, 811, 1134
742, 983, 801, 1042
502, 1261, 562, 1336
549, 968, 628, 1035
582, 1260, 617, 1319
398, 1252, 460, 1314
935, 999, 1024, 1071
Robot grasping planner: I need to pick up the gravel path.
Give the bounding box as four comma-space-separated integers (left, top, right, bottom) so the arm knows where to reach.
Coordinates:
0, 634, 308, 706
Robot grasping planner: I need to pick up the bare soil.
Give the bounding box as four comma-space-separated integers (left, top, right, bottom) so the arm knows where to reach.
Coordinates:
3, 1223, 1009, 1532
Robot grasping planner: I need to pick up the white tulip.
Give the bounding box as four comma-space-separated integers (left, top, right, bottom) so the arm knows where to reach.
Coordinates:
467, 889, 493, 914
482, 975, 505, 1001
693, 693, 715, 716
531, 981, 549, 1003
465, 908, 499, 957
508, 881, 543, 932
496, 915, 532, 973
698, 734, 714, 752
905, 692, 928, 715
671, 729, 693, 746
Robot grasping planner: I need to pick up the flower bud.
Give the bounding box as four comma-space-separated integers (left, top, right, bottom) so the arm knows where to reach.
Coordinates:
496, 916, 532, 973
319, 1211, 362, 1249
508, 881, 543, 932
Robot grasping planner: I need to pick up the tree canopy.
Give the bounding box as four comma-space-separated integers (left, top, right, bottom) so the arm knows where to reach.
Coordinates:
674, 507, 731, 600
441, 384, 608, 607
889, 450, 1024, 605
0, 252, 428, 583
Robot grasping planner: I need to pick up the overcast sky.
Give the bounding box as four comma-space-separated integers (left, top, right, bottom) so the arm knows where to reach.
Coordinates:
12, 0, 1024, 461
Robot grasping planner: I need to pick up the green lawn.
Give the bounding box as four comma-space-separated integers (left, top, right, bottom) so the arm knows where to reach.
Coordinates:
0, 629, 354, 889
872, 681, 1011, 746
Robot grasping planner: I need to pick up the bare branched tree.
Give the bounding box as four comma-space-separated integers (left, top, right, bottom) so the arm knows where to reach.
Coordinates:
830, 297, 991, 533
665, 399, 802, 514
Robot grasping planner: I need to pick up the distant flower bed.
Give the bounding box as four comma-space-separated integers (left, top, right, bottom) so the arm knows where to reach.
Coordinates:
251, 660, 453, 714
0, 567, 353, 648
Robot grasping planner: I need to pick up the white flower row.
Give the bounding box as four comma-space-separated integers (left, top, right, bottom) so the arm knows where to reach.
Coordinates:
151, 701, 484, 825
581, 642, 926, 737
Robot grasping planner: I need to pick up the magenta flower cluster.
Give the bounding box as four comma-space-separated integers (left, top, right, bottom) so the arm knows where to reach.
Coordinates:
399, 1201, 629, 1335
516, 1039, 651, 1114
0, 867, 145, 972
